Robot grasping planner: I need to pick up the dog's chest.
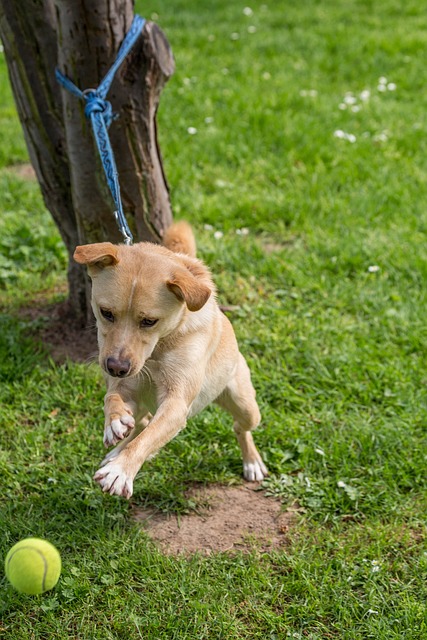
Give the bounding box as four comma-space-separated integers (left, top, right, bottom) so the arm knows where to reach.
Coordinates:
133, 359, 161, 415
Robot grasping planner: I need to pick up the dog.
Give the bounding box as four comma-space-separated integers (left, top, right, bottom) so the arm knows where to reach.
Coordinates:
74, 221, 267, 498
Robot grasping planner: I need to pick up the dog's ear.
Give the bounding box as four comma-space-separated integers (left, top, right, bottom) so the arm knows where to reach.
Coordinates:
74, 243, 119, 271
167, 268, 211, 312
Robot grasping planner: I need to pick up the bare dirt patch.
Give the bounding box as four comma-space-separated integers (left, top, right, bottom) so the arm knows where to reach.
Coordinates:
20, 299, 98, 364
6, 162, 37, 181
133, 484, 294, 555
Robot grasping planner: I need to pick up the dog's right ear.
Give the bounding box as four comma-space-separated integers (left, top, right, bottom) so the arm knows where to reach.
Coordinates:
74, 243, 119, 272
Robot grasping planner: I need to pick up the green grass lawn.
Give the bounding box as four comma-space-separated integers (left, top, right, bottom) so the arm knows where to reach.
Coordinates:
1, 0, 427, 637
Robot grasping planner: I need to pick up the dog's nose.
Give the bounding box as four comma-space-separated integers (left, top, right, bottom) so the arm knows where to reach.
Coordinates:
106, 357, 131, 378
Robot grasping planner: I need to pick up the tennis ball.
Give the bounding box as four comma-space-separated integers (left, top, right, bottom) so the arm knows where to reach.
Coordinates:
4, 538, 61, 595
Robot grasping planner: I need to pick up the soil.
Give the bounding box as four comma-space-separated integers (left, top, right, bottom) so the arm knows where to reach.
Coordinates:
6, 162, 37, 181
133, 484, 294, 555
20, 298, 98, 364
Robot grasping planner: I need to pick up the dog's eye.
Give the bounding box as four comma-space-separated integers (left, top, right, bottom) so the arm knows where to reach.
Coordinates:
100, 308, 114, 322
140, 318, 158, 328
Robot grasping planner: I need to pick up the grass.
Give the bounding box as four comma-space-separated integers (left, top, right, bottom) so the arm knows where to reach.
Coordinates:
1, 0, 427, 637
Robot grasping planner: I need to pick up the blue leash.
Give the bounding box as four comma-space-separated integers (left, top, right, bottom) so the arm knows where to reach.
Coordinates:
56, 14, 147, 245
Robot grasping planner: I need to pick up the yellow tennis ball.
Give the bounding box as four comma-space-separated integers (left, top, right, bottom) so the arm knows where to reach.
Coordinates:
4, 538, 61, 595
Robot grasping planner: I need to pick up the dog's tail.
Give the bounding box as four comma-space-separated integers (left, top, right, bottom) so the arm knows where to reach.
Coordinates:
163, 221, 197, 257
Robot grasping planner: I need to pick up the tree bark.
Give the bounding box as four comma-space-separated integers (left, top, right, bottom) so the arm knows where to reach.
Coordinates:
0, 0, 174, 325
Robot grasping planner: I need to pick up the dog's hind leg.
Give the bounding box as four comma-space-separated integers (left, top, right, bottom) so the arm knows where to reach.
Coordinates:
216, 353, 268, 482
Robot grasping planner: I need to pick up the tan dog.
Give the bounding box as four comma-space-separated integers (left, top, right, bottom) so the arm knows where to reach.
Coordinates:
74, 222, 267, 498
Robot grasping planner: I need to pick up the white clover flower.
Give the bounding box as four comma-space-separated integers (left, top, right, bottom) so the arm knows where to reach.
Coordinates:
230, 32, 240, 40
335, 130, 356, 143
337, 480, 346, 488
378, 76, 387, 84
374, 132, 388, 142
187, 127, 197, 135
222, 68, 229, 75
183, 77, 191, 86
378, 84, 387, 92
248, 25, 257, 33
339, 103, 347, 110
387, 82, 397, 91
243, 7, 253, 15
368, 265, 380, 273
262, 72, 271, 80
204, 116, 214, 124
344, 94, 357, 105
204, 224, 214, 231
214, 231, 224, 239
360, 89, 371, 101
351, 105, 361, 113
371, 560, 380, 572
208, 34, 216, 42
236, 227, 249, 235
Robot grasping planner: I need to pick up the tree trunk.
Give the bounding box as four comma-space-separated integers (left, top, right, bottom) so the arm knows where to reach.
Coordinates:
0, 0, 174, 326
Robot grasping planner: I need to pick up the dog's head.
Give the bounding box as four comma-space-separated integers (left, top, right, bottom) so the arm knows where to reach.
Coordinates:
74, 242, 212, 378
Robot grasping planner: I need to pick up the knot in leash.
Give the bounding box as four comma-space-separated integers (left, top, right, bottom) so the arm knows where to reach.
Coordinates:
83, 92, 115, 129
55, 14, 147, 245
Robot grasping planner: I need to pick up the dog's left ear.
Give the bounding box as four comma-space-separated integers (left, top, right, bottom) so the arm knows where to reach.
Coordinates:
74, 243, 119, 272
167, 268, 211, 311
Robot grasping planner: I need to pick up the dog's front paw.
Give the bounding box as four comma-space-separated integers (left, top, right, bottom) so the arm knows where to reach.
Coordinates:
243, 458, 269, 482
94, 461, 134, 499
104, 414, 135, 448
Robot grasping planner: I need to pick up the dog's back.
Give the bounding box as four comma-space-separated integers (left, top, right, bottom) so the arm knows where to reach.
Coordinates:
163, 221, 197, 257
